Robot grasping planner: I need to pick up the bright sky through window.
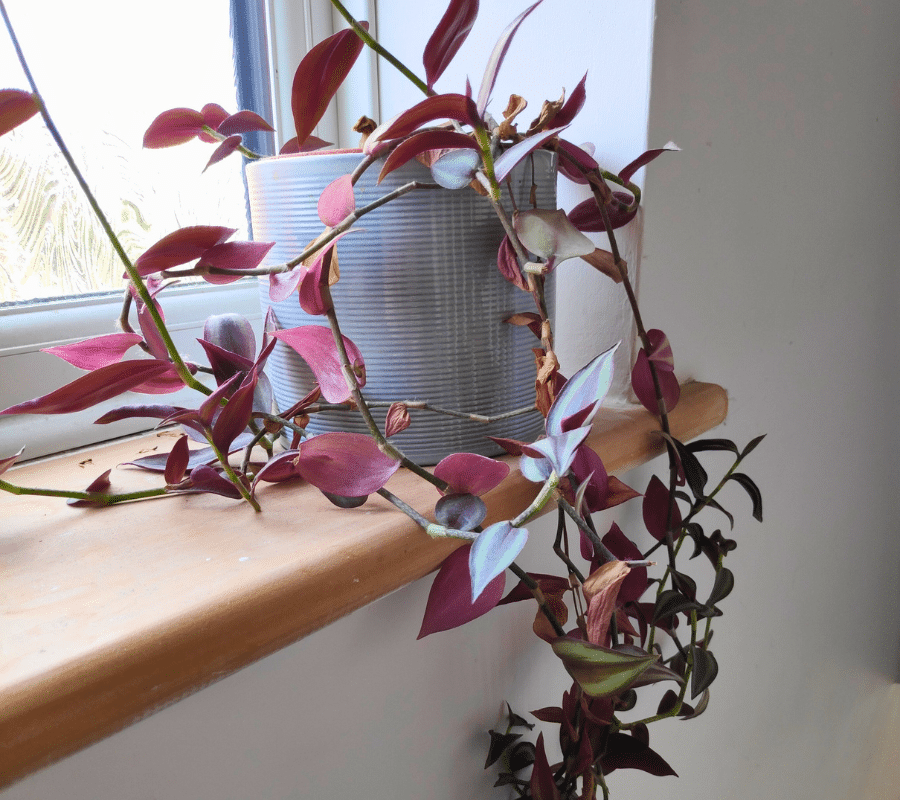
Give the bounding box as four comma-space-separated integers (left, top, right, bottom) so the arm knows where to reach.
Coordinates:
0, 0, 249, 303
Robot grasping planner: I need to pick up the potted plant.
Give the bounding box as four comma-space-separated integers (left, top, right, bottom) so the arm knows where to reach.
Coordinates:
0, 0, 764, 796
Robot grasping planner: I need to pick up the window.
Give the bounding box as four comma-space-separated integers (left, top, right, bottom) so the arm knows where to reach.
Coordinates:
0, 0, 282, 458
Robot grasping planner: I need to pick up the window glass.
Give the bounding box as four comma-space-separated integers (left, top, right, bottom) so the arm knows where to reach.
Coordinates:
0, 0, 248, 304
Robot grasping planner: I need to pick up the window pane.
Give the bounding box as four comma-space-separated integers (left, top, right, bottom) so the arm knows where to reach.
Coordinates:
0, 0, 248, 304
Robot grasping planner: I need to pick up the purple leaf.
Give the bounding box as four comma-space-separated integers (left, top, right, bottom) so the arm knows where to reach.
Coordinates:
143, 107, 205, 149
198, 372, 242, 426
530, 733, 562, 800
571, 444, 609, 515
291, 23, 368, 147
188, 465, 244, 499
216, 110, 274, 136
0, 359, 172, 416
317, 173, 356, 227
433, 452, 510, 496
268, 267, 304, 303
272, 326, 365, 403
198, 103, 229, 142
493, 126, 565, 183
434, 493, 487, 531
0, 89, 39, 138
369, 94, 481, 148
476, 0, 545, 115
567, 193, 638, 232
0, 447, 24, 477
469, 520, 529, 601
618, 142, 680, 184
599, 732, 678, 777
297, 230, 358, 316
67, 469, 113, 507
203, 313, 257, 363
298, 253, 333, 316
121, 445, 216, 473
631, 349, 680, 415
134, 225, 236, 276
546, 342, 618, 436
378, 130, 478, 183
198, 339, 253, 386
496, 235, 528, 291
94, 403, 188, 425
279, 135, 334, 154
293, 432, 399, 495
556, 137, 598, 184
646, 329, 675, 371
430, 147, 482, 189
212, 371, 258, 452
203, 135, 243, 173
42, 333, 143, 371
552, 73, 588, 127
197, 240, 275, 284
251, 450, 301, 493
602, 523, 648, 604
418, 544, 504, 638
642, 475, 682, 541
423, 0, 479, 89
137, 301, 168, 361
131, 364, 187, 395
164, 434, 190, 485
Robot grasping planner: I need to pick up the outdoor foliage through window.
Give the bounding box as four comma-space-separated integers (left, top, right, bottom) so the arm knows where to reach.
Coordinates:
0, 0, 248, 304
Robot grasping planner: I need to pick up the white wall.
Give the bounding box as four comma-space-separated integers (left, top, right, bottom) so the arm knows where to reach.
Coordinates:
7, 0, 899, 798
616, 1, 900, 798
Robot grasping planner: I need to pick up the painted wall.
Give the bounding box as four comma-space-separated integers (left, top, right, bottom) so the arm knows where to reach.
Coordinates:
6, 0, 900, 798
616, 0, 900, 797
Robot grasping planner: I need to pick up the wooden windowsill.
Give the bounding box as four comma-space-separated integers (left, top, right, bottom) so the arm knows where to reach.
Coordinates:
0, 381, 727, 789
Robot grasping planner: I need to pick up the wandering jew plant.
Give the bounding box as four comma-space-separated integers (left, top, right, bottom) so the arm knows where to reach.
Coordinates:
0, 1, 763, 796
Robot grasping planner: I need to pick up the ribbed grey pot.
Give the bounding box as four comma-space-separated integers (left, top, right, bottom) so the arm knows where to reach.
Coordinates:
246, 148, 556, 465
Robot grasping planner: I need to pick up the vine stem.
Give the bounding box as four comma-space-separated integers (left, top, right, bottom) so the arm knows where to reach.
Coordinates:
0, 477, 167, 505
0, 1, 207, 395
303, 399, 536, 424
164, 180, 443, 279
329, 0, 433, 97
322, 307, 448, 492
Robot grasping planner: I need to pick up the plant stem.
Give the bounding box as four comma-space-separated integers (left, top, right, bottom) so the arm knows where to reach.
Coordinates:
329, 0, 433, 97
304, 399, 536, 424
0, 1, 207, 395
0, 477, 167, 505
323, 307, 449, 492
172, 181, 442, 280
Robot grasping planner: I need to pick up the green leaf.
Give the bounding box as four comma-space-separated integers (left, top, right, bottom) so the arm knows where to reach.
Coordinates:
671, 570, 697, 601
740, 433, 767, 459
652, 589, 703, 623
704, 496, 735, 529
506, 703, 535, 730
661, 433, 708, 499
685, 437, 740, 455
682, 688, 710, 719
707, 567, 735, 607
728, 472, 763, 521
484, 730, 521, 768
551, 638, 656, 698
691, 647, 719, 698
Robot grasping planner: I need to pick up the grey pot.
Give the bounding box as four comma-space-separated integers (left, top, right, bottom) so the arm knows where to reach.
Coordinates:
246, 148, 556, 465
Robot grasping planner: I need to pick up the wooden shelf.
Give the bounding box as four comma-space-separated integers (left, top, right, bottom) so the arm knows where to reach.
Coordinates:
0, 381, 727, 789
